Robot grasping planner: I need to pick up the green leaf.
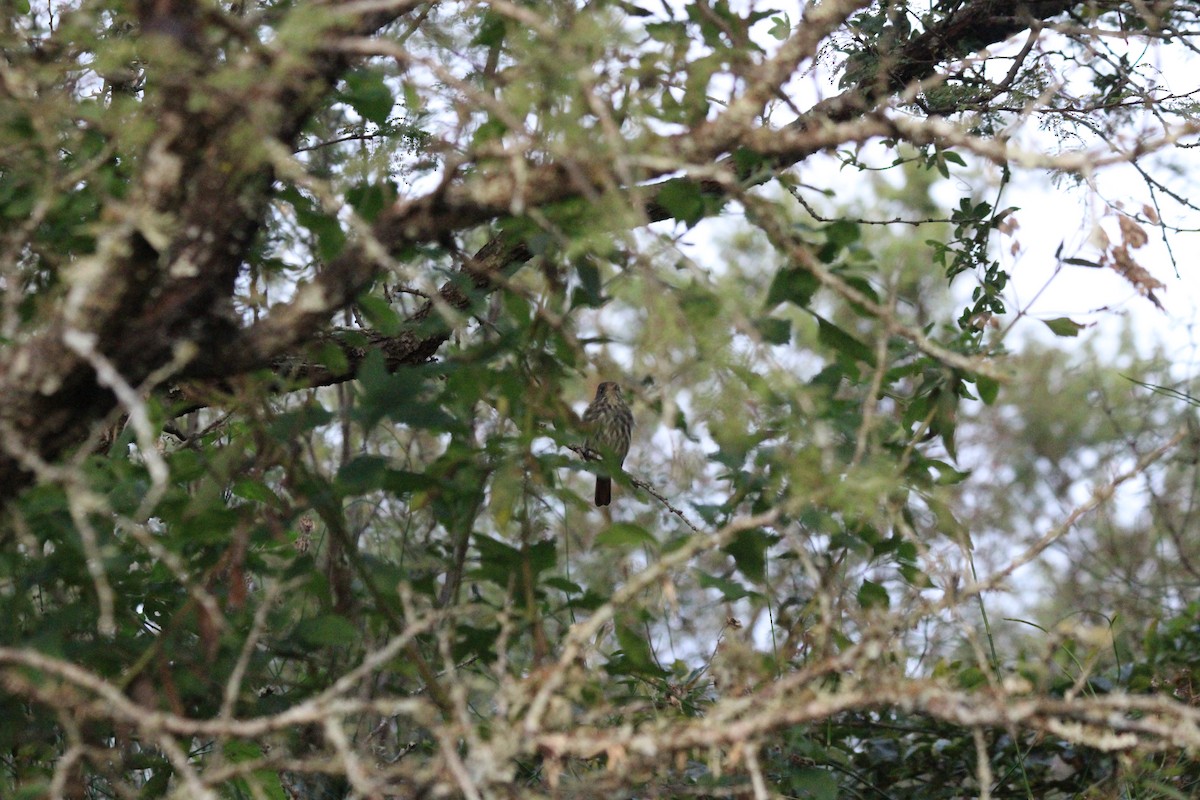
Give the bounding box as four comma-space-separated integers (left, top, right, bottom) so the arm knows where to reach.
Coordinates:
957, 665, 988, 689
646, 21, 687, 44
231, 479, 279, 506
1043, 317, 1086, 337
767, 14, 790, 40
925, 458, 970, 485
574, 258, 603, 307
900, 563, 933, 588
856, 579, 889, 609
615, 0, 653, 15
355, 350, 418, 428
472, 117, 507, 146
355, 353, 458, 432
336, 455, 392, 493
722, 528, 776, 582
787, 768, 838, 800
816, 316, 875, 365
657, 179, 706, 227
341, 69, 394, 125
223, 740, 266, 762
346, 181, 395, 222
732, 147, 769, 178
453, 624, 501, 662
596, 522, 657, 549
313, 338, 351, 376
268, 404, 334, 441
975, 374, 999, 405
294, 614, 357, 647
924, 495, 971, 546
544, 577, 583, 594
680, 283, 720, 321
609, 621, 669, 676
143, 770, 173, 798
696, 570, 757, 601
842, 275, 881, 307
229, 771, 288, 800
280, 185, 346, 262
381, 470, 435, 495
472, 10, 507, 46
680, 53, 719, 125
934, 388, 960, 462
473, 536, 556, 596
753, 316, 791, 345
765, 266, 819, 309
824, 219, 860, 248
357, 294, 402, 335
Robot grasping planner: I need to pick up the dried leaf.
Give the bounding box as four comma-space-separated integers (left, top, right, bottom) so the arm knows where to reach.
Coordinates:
1118, 214, 1148, 249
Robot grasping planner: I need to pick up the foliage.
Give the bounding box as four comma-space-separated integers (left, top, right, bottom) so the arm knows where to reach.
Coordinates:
0, 1, 1199, 799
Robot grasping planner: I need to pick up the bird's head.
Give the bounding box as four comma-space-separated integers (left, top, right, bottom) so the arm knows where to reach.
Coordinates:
595, 381, 623, 400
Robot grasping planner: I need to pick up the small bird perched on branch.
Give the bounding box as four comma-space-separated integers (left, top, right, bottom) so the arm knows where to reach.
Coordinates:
583, 381, 633, 506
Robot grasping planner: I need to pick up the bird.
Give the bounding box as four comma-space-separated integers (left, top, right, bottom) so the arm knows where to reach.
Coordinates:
583, 382, 633, 506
